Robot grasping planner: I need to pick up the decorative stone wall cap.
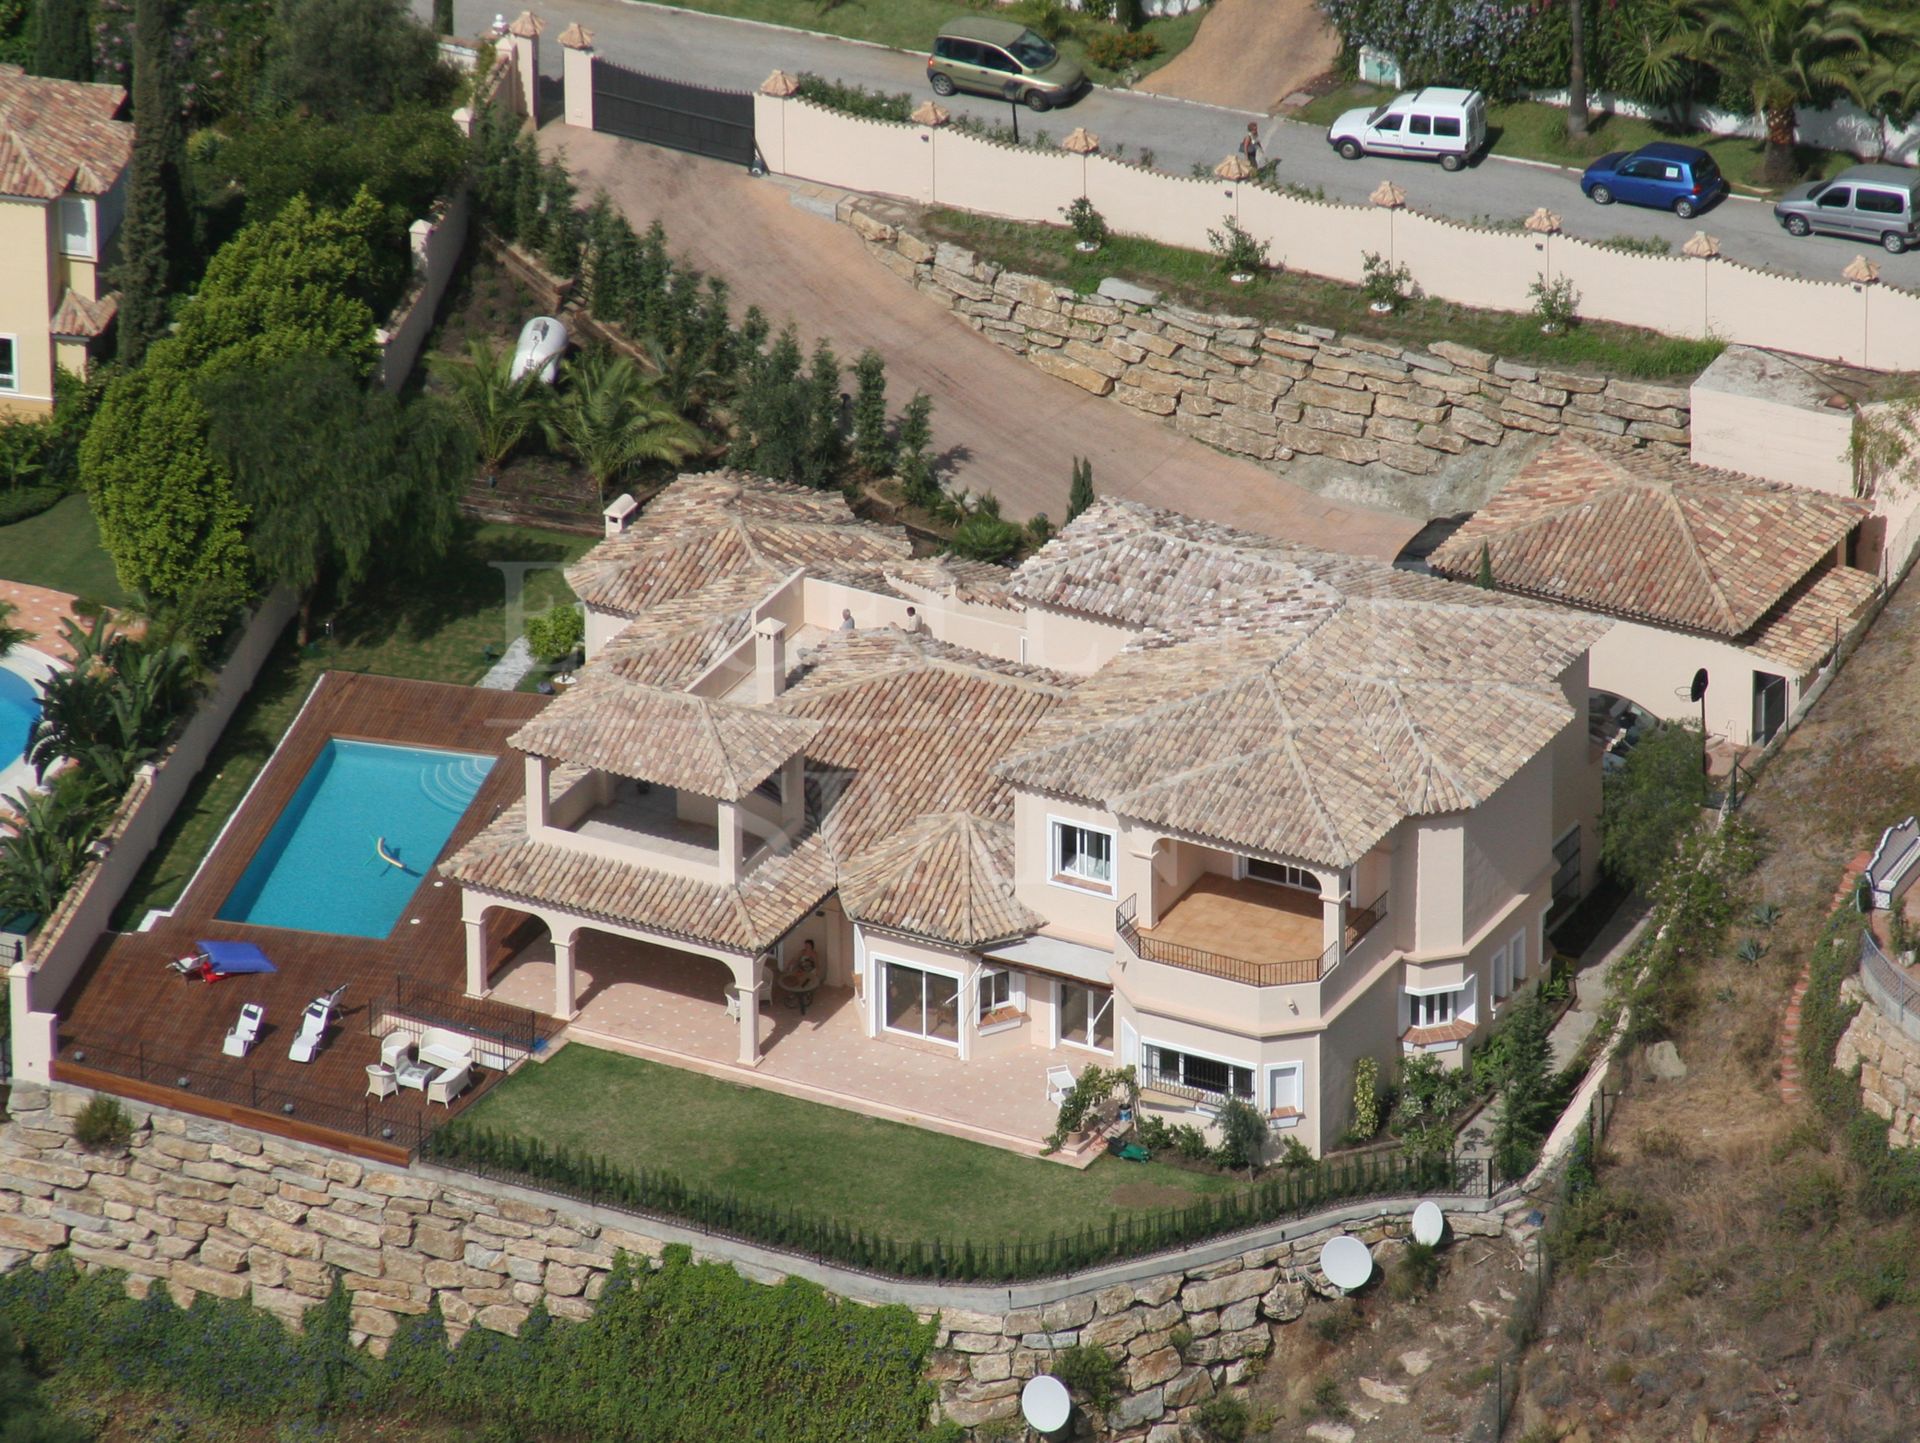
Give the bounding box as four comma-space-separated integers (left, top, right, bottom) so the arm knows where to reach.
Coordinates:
506, 10, 544, 36
910, 99, 951, 127
1680, 230, 1720, 259
557, 22, 593, 48
761, 69, 801, 97
1061, 127, 1100, 154
1213, 152, 1256, 181
1522, 207, 1560, 234
1844, 254, 1881, 284
1369, 180, 1405, 209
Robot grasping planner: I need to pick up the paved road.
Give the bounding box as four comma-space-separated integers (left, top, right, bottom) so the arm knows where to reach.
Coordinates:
441, 0, 1920, 287
543, 125, 1419, 556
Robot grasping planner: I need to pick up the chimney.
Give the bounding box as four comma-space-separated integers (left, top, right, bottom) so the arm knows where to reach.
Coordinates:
754, 618, 787, 702
603, 493, 638, 538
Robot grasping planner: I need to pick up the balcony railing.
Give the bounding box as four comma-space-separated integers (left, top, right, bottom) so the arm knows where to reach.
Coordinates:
1116, 890, 1389, 988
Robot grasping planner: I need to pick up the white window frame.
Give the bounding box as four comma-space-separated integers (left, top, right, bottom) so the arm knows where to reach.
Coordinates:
1055, 978, 1115, 1053
976, 965, 1023, 1028
1507, 927, 1527, 995
1491, 939, 1512, 1002
1120, 1017, 1139, 1068
1405, 977, 1478, 1031
0, 335, 17, 393
876, 955, 964, 1049
57, 197, 95, 260
1142, 1040, 1256, 1103
1266, 1062, 1305, 1127
1048, 815, 1116, 896
1238, 856, 1323, 894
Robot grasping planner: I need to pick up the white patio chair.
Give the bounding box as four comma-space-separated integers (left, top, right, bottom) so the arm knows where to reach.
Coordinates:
379, 1030, 415, 1069
288, 987, 344, 1064
426, 1061, 471, 1108
366, 1063, 398, 1100
221, 1002, 264, 1059
1045, 1064, 1077, 1106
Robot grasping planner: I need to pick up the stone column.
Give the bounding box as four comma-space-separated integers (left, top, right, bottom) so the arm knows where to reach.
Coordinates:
559, 23, 595, 130
464, 916, 489, 997
719, 800, 744, 880
735, 980, 761, 1065
505, 12, 544, 122
552, 930, 578, 1019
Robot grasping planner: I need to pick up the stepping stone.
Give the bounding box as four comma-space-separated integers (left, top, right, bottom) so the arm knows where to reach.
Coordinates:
1359, 1376, 1409, 1405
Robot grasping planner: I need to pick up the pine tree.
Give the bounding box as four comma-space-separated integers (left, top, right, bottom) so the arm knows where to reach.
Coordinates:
32, 0, 94, 81
1066, 455, 1095, 523
1476, 540, 1495, 589
116, 0, 184, 365
851, 348, 892, 477
800, 338, 845, 489
896, 391, 935, 506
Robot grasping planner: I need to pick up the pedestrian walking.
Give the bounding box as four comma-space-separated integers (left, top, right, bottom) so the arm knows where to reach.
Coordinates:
1240, 122, 1263, 170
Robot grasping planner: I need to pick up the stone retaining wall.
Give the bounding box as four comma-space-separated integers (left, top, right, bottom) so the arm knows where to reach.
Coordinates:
846, 205, 1693, 480
1837, 975, 1920, 1147
0, 1085, 1518, 1439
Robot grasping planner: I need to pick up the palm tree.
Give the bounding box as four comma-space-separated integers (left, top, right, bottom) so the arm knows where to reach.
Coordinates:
428, 338, 548, 479
541, 350, 703, 501
0, 787, 100, 918
0, 598, 30, 659
1670, 0, 1898, 182
26, 616, 198, 781
1841, 50, 1920, 158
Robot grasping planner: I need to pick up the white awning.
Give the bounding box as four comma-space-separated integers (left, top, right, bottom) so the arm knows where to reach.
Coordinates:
980, 933, 1114, 986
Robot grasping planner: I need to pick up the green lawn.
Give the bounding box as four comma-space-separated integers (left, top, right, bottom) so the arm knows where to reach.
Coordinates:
111, 521, 592, 925
0, 494, 129, 608
1297, 83, 1859, 195
659, 0, 1204, 85
461, 1046, 1241, 1241
924, 208, 1726, 382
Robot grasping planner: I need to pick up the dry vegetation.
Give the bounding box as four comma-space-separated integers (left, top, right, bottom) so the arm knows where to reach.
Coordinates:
1512, 581, 1920, 1443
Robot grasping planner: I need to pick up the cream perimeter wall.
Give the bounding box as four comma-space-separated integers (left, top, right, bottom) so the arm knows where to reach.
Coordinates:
1589, 614, 1811, 746
753, 94, 1920, 375
0, 199, 58, 412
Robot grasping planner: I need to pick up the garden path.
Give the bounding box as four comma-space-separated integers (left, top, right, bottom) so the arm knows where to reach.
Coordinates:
1135, 0, 1340, 114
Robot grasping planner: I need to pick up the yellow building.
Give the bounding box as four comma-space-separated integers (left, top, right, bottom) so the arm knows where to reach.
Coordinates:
0, 65, 133, 415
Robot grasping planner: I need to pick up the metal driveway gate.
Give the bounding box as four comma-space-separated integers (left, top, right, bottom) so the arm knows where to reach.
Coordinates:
592, 59, 755, 166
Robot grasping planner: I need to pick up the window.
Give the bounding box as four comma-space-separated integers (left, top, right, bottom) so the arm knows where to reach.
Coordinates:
1507, 928, 1527, 992
1857, 188, 1906, 216
1492, 939, 1511, 1001
1268, 1063, 1304, 1118
1550, 825, 1581, 919
1051, 819, 1115, 893
1433, 116, 1461, 138
0, 337, 15, 393
1374, 113, 1403, 132
1817, 186, 1852, 210
1618, 159, 1651, 178
1058, 981, 1113, 1051
1145, 1044, 1254, 1101
1412, 989, 1455, 1028
1661, 164, 1682, 181
57, 198, 93, 258
1408, 114, 1432, 135
1245, 858, 1320, 894
1405, 978, 1478, 1038
883, 962, 961, 1045
978, 45, 1018, 72
978, 966, 1019, 1026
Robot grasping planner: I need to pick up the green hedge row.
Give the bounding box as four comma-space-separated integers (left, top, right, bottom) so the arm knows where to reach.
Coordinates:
423, 1122, 1472, 1281
0, 1246, 948, 1443
0, 486, 64, 527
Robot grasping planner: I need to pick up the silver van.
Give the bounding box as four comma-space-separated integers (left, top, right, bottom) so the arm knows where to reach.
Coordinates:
1774, 163, 1919, 254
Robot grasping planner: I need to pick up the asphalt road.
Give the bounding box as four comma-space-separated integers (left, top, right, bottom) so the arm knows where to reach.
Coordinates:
439, 0, 1920, 287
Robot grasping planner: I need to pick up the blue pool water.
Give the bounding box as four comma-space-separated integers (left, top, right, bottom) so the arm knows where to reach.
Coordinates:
0, 666, 42, 774
217, 740, 495, 938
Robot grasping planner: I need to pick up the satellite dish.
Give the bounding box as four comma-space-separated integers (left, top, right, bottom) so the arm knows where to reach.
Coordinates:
1022, 1375, 1072, 1435
1411, 1201, 1445, 1246
1319, 1234, 1373, 1292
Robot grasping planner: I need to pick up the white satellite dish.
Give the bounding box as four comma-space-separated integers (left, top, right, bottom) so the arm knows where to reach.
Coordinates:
1022, 1375, 1072, 1434
1411, 1201, 1445, 1246
1319, 1234, 1374, 1293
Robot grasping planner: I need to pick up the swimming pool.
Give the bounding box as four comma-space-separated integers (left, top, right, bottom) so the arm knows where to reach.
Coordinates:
0, 649, 55, 799
217, 739, 496, 938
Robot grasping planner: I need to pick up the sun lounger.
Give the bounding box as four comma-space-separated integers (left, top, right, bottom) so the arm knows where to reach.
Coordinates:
288, 986, 346, 1064
222, 1003, 264, 1059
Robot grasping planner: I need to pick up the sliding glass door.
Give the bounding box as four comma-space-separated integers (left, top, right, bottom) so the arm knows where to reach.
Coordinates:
882, 962, 961, 1045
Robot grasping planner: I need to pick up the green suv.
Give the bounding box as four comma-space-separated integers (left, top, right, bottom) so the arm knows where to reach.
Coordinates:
928, 17, 1086, 111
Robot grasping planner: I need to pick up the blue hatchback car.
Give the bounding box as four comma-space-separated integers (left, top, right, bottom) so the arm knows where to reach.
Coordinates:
1580, 142, 1727, 219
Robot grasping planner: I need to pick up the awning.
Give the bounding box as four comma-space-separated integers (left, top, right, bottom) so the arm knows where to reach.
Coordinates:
979, 933, 1113, 986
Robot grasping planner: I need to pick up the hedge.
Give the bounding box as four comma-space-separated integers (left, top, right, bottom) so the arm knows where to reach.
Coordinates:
0, 485, 65, 527
422, 1122, 1473, 1280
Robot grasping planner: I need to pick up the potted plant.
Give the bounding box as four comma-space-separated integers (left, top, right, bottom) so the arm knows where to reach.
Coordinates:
1208, 215, 1270, 285
1361, 251, 1413, 315
1529, 273, 1580, 335
1063, 196, 1109, 254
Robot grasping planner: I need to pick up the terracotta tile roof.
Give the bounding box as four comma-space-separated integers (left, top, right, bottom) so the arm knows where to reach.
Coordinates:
1425, 435, 1868, 637
0, 66, 130, 199
1743, 564, 1879, 674
838, 811, 1038, 948
48, 288, 115, 338
509, 677, 820, 800
566, 473, 911, 618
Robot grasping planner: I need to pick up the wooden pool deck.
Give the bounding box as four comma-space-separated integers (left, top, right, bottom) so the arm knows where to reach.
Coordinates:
51, 672, 558, 1162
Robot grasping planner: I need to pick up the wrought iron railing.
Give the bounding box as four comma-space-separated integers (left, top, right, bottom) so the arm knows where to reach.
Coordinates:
1860, 927, 1920, 1041
1116, 889, 1389, 987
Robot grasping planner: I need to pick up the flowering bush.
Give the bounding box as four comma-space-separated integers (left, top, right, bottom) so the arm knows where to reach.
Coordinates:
93, 0, 274, 122
1317, 0, 1534, 96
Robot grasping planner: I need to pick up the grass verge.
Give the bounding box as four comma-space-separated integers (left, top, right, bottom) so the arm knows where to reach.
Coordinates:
460, 1045, 1240, 1241
923, 208, 1726, 381
1296, 84, 1860, 195
111, 521, 590, 925
0, 494, 129, 610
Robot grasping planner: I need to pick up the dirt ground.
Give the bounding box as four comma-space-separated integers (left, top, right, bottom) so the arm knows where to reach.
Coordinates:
1506, 571, 1920, 1443
1136, 0, 1342, 114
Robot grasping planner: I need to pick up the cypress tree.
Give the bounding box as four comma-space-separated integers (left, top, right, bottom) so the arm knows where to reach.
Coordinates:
1476, 540, 1495, 589
895, 391, 935, 505
32, 0, 94, 82
1066, 455, 1095, 522
851, 348, 891, 477
433, 0, 454, 33
116, 0, 184, 365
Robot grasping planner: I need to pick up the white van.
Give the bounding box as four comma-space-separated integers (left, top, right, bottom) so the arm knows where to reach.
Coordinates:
1326, 87, 1487, 172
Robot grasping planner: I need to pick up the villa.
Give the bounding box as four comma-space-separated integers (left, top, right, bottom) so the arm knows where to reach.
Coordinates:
0, 65, 131, 413
1428, 435, 1878, 749
443, 475, 1608, 1157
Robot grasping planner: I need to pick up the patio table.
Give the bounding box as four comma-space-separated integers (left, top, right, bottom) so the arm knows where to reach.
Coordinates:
776, 972, 821, 1015
394, 1058, 440, 1092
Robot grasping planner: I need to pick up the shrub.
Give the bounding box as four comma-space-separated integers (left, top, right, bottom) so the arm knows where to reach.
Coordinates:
1387, 1238, 1442, 1300
1053, 1341, 1121, 1410
1084, 28, 1159, 69
1195, 1390, 1250, 1441
1528, 272, 1580, 331
1359, 251, 1412, 310
0, 485, 64, 525
1350, 1057, 1380, 1139
1168, 1323, 1194, 1359
1062, 196, 1109, 248
793, 73, 913, 123
1309, 1303, 1363, 1345
1172, 1122, 1212, 1161
946, 496, 1025, 564
1009, 0, 1075, 41
1206, 216, 1270, 278
1274, 1135, 1314, 1170
524, 604, 583, 664
1600, 722, 1706, 891
71, 1095, 134, 1153
1213, 1097, 1268, 1175
1310, 1375, 1349, 1418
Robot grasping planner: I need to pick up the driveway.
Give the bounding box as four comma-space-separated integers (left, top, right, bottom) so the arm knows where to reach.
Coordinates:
540, 125, 1418, 556
434, 0, 1920, 287
1135, 0, 1340, 114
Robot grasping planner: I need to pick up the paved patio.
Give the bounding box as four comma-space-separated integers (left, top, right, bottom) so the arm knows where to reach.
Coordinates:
1144, 875, 1325, 964
489, 931, 1103, 1159
0, 579, 81, 657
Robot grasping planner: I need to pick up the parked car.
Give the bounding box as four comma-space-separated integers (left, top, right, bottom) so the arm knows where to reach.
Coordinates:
928, 18, 1085, 112
1580, 142, 1727, 219
1325, 88, 1487, 172
1773, 164, 1920, 254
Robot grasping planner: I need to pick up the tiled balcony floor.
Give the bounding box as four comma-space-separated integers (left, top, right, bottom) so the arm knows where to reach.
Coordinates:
489, 930, 1103, 1158
1143, 875, 1326, 963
